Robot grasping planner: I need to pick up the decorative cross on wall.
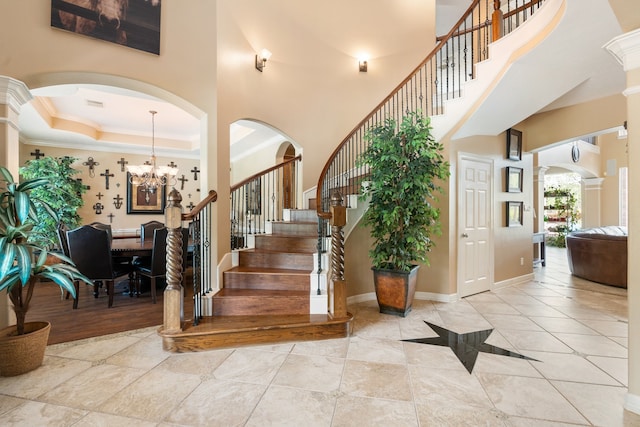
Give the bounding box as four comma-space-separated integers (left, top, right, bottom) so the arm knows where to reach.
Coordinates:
178, 174, 188, 190
96, 192, 104, 200
168, 161, 178, 168
113, 194, 123, 209
117, 157, 128, 172
93, 202, 104, 215
187, 202, 195, 210
30, 149, 45, 159
107, 213, 115, 224
83, 157, 100, 177
100, 169, 115, 190
191, 166, 200, 180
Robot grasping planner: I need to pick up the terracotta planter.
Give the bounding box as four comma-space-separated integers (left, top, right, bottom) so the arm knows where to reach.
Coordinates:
0, 321, 51, 377
372, 265, 419, 317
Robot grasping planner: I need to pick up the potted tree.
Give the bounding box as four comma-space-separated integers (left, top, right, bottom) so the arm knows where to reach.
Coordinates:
0, 166, 91, 376
19, 156, 85, 249
357, 111, 449, 316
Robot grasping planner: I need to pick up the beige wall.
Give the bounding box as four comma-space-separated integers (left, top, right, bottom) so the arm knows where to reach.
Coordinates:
18, 145, 201, 231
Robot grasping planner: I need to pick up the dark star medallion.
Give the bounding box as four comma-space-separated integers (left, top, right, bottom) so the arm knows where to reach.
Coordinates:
403, 321, 537, 373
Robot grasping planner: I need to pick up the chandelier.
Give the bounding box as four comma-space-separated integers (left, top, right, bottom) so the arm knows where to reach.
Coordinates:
127, 110, 178, 195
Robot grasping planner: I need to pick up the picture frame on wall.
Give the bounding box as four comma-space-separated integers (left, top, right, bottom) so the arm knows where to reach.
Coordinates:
506, 201, 523, 227
50, 0, 162, 55
506, 166, 523, 192
506, 128, 522, 161
126, 173, 166, 214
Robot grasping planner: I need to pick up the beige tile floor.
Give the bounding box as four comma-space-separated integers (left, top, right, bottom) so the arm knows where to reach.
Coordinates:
1, 247, 640, 426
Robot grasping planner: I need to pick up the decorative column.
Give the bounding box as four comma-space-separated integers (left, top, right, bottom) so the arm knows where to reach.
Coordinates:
0, 76, 32, 330
329, 191, 347, 318
605, 28, 640, 415
533, 165, 548, 233
163, 188, 184, 333
580, 178, 604, 229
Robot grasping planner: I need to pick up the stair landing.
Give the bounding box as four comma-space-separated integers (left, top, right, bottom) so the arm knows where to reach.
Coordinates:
159, 313, 353, 352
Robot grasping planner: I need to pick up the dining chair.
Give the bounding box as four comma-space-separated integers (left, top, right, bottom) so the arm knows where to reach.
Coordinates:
140, 220, 164, 241
134, 227, 188, 303
66, 225, 132, 308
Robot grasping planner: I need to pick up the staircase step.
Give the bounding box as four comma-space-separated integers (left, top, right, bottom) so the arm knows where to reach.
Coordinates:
287, 209, 318, 222
271, 221, 318, 235
213, 288, 309, 316
159, 313, 353, 352
239, 249, 314, 270
223, 266, 310, 291
255, 234, 317, 252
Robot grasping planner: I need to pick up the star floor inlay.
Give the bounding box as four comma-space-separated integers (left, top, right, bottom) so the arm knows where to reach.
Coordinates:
403, 321, 538, 373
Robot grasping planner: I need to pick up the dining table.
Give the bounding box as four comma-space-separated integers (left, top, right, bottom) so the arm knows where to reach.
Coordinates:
110, 237, 195, 258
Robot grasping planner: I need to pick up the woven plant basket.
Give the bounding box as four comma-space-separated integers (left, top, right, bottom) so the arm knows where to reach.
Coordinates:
0, 321, 51, 377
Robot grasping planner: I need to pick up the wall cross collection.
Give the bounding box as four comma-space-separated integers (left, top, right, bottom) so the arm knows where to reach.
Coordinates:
93, 202, 104, 215
113, 194, 123, 209
191, 166, 200, 180
107, 213, 115, 223
117, 157, 128, 172
30, 149, 45, 159
83, 157, 100, 177
100, 169, 115, 189
178, 174, 188, 190
187, 202, 195, 210
96, 192, 104, 200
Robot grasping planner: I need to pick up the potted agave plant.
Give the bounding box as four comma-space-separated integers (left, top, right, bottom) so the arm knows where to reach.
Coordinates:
0, 166, 91, 376
358, 111, 449, 316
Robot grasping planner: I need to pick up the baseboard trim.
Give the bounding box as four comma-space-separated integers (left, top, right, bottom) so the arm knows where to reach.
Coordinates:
493, 273, 534, 290
625, 392, 640, 415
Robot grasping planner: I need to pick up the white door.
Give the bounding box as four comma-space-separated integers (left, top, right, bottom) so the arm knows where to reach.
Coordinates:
458, 155, 493, 297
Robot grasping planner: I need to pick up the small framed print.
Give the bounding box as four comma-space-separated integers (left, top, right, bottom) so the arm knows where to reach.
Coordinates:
506, 201, 523, 227
506, 166, 523, 193
507, 128, 522, 161
126, 173, 166, 214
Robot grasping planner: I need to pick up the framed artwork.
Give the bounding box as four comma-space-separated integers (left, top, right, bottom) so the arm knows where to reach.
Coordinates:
126, 173, 166, 214
506, 166, 523, 193
506, 201, 523, 227
506, 128, 522, 161
51, 0, 162, 55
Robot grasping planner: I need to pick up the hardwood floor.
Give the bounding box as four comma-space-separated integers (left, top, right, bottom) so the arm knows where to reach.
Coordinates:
26, 277, 193, 345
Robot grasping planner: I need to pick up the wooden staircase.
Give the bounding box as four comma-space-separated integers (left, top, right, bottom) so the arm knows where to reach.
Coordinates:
160, 209, 352, 352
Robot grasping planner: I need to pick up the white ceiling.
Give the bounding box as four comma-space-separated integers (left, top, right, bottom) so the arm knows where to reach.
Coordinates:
17, 0, 625, 160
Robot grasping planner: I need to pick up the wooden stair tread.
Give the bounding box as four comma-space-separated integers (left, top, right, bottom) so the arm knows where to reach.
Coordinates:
159, 313, 353, 352
215, 288, 309, 297
226, 266, 312, 275
241, 248, 316, 255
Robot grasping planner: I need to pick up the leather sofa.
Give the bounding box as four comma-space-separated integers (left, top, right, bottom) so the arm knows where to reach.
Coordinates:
565, 226, 627, 288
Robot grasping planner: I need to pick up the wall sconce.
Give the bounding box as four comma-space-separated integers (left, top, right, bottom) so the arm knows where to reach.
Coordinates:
255, 48, 272, 72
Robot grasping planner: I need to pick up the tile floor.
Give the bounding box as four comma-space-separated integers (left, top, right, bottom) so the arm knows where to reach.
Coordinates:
1, 247, 639, 426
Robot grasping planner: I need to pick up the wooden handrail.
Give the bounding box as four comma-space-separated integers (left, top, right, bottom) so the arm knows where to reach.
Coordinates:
182, 190, 217, 221
231, 155, 302, 192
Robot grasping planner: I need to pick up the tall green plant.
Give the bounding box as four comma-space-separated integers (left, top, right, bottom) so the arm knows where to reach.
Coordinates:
20, 156, 85, 248
357, 112, 450, 272
0, 167, 92, 335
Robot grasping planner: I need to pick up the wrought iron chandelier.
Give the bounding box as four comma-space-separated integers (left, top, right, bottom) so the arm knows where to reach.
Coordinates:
127, 110, 178, 195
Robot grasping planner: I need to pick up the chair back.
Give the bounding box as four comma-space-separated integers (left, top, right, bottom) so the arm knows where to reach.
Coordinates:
89, 222, 113, 243
57, 223, 70, 256
67, 225, 115, 280
141, 221, 164, 241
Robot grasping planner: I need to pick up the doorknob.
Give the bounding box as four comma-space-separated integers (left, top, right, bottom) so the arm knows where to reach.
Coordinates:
462, 233, 469, 238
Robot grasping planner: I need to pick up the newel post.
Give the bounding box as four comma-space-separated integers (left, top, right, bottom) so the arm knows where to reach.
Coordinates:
164, 187, 184, 333
492, 0, 504, 41
329, 191, 347, 318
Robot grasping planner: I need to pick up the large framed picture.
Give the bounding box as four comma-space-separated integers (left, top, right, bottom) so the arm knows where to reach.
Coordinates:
51, 0, 162, 55
127, 173, 166, 214
506, 166, 523, 193
506, 201, 523, 227
506, 128, 522, 161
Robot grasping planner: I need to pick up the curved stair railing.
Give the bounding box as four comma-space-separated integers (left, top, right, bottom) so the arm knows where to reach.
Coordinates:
315, 0, 546, 220
314, 0, 546, 309
230, 155, 302, 250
